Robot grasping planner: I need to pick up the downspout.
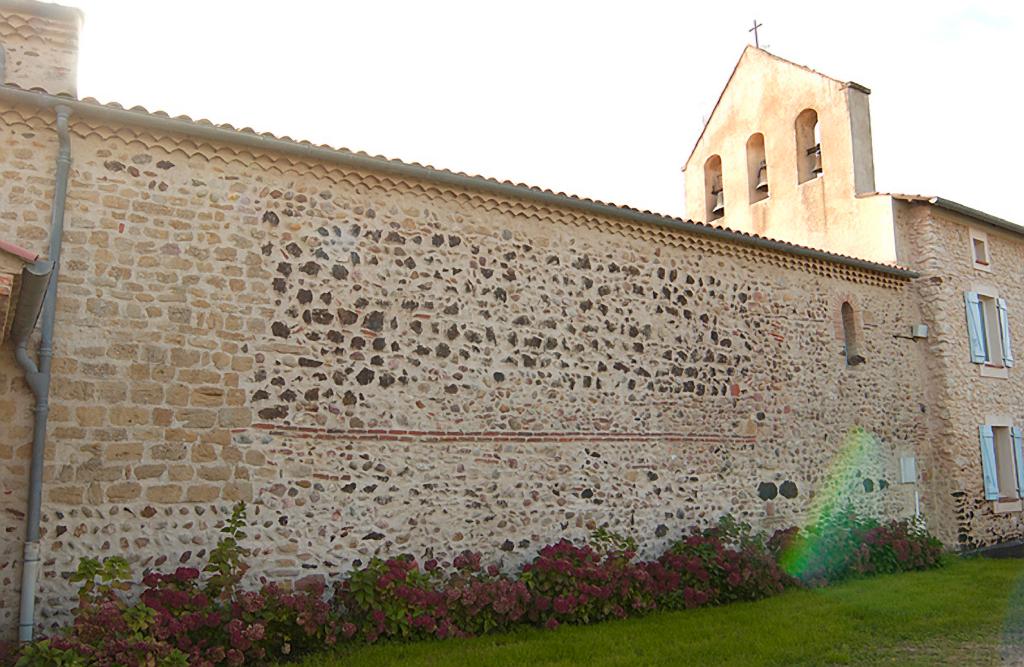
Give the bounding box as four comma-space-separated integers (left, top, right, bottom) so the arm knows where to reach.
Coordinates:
15, 103, 72, 644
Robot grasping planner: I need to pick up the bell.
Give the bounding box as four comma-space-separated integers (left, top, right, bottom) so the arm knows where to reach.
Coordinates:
755, 160, 769, 192
711, 187, 725, 215
810, 145, 823, 176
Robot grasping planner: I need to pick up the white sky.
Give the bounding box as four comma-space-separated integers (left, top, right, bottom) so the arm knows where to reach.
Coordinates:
72, 0, 1023, 223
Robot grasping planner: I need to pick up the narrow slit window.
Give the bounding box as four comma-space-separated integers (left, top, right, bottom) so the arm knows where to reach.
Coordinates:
842, 302, 863, 366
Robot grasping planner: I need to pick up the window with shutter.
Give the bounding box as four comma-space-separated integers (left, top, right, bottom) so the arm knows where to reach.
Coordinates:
979, 424, 1024, 502
997, 298, 1014, 367
978, 425, 1000, 500
1013, 428, 1024, 498
965, 291, 1013, 373
965, 292, 987, 363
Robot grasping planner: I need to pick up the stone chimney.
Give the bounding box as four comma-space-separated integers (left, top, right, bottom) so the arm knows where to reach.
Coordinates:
0, 0, 83, 96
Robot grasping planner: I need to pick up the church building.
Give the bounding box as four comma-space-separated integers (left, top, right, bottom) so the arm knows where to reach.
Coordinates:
685, 45, 1024, 551
0, 0, 1021, 638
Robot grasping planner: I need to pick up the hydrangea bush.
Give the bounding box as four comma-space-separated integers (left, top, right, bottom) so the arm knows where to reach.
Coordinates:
6, 504, 944, 666
771, 508, 943, 585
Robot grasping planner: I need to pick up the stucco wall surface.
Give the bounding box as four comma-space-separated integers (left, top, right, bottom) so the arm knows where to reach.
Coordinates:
684, 48, 895, 264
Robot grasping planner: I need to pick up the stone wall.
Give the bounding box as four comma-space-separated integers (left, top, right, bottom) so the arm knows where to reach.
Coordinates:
896, 203, 1024, 547
0, 3, 80, 96
1, 101, 929, 636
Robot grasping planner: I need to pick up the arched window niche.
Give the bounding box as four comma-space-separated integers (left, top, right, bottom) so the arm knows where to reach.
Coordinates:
841, 301, 864, 366
704, 154, 724, 221
795, 109, 822, 184
746, 133, 768, 203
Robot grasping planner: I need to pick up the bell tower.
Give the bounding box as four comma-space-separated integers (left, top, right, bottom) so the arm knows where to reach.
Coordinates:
683, 48, 895, 264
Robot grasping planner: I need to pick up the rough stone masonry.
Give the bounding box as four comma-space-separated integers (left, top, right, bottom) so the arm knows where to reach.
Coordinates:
6, 0, 1018, 639
0, 97, 927, 633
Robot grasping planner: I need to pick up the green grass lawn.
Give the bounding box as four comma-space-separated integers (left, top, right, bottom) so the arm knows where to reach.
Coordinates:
289, 557, 1024, 667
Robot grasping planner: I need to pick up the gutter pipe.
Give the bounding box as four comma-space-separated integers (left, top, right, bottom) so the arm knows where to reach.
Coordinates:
0, 85, 916, 281
14, 103, 72, 644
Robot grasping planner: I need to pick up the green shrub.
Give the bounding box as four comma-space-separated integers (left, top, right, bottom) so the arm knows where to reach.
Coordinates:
4, 506, 945, 666
771, 507, 944, 585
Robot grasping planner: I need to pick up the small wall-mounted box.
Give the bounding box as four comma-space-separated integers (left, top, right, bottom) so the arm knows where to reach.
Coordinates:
910, 324, 929, 339
899, 456, 917, 484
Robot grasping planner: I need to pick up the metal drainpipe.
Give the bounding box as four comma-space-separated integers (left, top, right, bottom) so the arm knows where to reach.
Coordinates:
15, 103, 72, 644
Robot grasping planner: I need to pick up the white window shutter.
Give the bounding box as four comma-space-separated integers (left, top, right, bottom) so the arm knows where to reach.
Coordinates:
997, 298, 1014, 368
979, 425, 1000, 500
964, 292, 986, 363
1012, 427, 1024, 498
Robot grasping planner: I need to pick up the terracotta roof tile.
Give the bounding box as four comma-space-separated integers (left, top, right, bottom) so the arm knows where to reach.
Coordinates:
77, 92, 914, 270
3, 82, 913, 276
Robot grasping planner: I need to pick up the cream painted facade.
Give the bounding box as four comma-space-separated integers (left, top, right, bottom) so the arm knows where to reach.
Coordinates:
0, 0, 1022, 639
684, 47, 895, 264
